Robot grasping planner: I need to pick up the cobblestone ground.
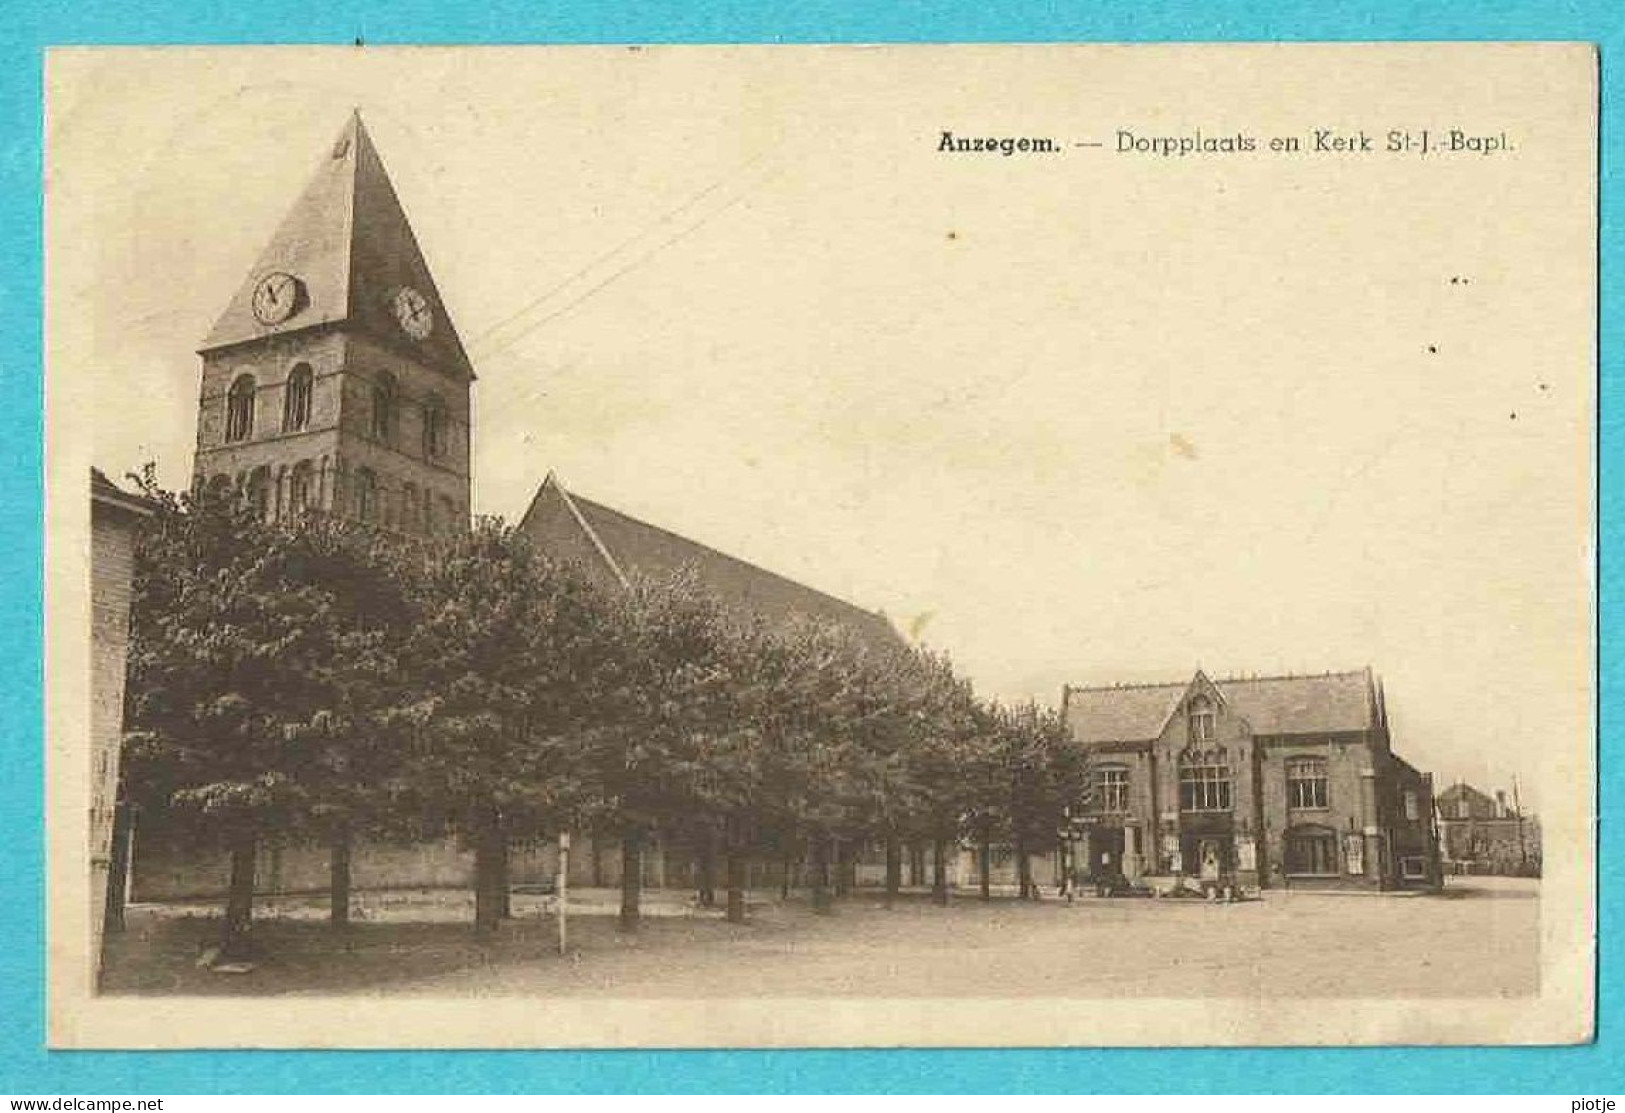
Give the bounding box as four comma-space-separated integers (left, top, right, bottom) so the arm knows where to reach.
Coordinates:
100, 876, 1539, 999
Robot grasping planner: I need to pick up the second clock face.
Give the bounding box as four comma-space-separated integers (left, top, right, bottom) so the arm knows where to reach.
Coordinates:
250, 272, 303, 325
392, 285, 434, 340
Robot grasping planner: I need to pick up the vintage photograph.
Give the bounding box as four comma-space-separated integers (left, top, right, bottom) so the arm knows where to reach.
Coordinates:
47, 43, 1596, 1047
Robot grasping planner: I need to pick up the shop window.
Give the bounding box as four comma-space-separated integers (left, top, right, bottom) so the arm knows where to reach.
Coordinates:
1285, 826, 1338, 876
1287, 757, 1329, 809
1401, 856, 1428, 879
1179, 762, 1231, 812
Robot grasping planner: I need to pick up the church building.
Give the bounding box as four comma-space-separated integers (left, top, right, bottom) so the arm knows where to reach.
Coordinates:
1062, 668, 1441, 893
132, 112, 901, 901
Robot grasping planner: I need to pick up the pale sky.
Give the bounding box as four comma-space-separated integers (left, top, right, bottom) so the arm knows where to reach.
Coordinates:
48, 45, 1596, 813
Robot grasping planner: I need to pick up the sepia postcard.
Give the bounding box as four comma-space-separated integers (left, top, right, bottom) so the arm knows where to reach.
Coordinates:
45, 43, 1596, 1049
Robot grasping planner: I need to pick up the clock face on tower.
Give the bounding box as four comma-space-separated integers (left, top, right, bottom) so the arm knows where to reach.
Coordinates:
250, 272, 303, 325
391, 285, 434, 340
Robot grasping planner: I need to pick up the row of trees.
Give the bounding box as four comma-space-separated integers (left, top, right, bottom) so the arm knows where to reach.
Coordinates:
120, 475, 1089, 957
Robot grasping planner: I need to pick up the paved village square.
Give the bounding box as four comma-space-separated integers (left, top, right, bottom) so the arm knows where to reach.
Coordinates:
101, 877, 1538, 1000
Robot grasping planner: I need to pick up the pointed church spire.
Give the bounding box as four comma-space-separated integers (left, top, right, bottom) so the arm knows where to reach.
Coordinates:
200, 112, 475, 381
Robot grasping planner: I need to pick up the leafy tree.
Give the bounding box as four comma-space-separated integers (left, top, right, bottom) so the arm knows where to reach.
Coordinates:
122, 475, 378, 957
391, 520, 609, 936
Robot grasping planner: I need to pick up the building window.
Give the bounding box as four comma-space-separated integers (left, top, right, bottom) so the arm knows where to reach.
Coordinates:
422, 397, 446, 459
245, 466, 270, 521
402, 483, 419, 533
1286, 757, 1329, 809
1458, 798, 1471, 819
370, 372, 396, 444
423, 494, 435, 535
283, 363, 314, 432
1188, 695, 1214, 743
1401, 855, 1427, 879
441, 495, 457, 532
1285, 826, 1339, 876
1096, 766, 1129, 813
288, 461, 314, 516
1404, 790, 1420, 821
225, 375, 256, 442
355, 468, 378, 522
1179, 763, 1231, 812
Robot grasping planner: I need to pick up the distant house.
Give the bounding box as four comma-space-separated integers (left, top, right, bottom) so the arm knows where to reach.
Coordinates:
1062, 668, 1441, 892
1435, 782, 1540, 876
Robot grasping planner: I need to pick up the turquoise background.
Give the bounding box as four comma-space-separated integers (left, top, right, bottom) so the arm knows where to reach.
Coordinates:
3, 0, 1619, 1094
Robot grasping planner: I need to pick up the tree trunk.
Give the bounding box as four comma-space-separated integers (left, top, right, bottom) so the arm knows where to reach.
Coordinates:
979, 835, 992, 901
931, 835, 949, 906
883, 830, 901, 907
697, 826, 717, 908
497, 835, 512, 919
725, 840, 747, 924
220, 827, 257, 960
1016, 831, 1035, 900
619, 826, 643, 932
779, 842, 793, 901
473, 806, 506, 937
329, 821, 352, 928
832, 836, 848, 898
592, 836, 604, 888
810, 833, 832, 913
103, 802, 134, 935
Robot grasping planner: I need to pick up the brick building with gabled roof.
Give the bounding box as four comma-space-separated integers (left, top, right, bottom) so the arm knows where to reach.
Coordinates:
1435, 782, 1541, 876
1062, 668, 1440, 892
519, 472, 904, 655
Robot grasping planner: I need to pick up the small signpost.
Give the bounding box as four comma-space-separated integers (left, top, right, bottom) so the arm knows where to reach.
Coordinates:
557, 831, 570, 956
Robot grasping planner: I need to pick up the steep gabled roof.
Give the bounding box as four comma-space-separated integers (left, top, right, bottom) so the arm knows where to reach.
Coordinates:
518, 473, 904, 654
1065, 669, 1377, 744
200, 112, 475, 381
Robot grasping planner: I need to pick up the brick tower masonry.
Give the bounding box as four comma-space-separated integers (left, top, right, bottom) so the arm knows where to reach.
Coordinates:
192, 112, 473, 536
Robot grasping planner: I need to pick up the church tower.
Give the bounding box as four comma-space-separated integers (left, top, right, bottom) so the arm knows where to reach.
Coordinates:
192, 112, 474, 536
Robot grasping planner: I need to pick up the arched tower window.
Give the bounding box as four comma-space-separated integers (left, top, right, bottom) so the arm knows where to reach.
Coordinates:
283, 363, 314, 433
355, 467, 378, 522
402, 483, 419, 533
225, 375, 256, 442
245, 466, 271, 521
288, 461, 314, 516
370, 372, 396, 444
422, 395, 446, 459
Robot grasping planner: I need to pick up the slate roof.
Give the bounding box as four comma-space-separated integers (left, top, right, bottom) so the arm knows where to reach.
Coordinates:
1064, 669, 1377, 743
518, 473, 904, 654
91, 468, 156, 519
200, 112, 475, 381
